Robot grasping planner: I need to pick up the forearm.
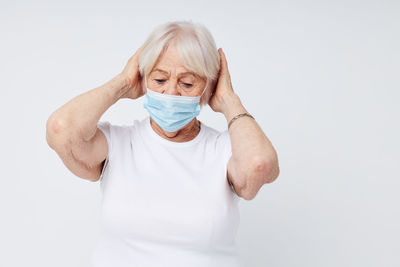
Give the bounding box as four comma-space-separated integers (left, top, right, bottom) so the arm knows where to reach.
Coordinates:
223, 93, 279, 184
47, 74, 129, 142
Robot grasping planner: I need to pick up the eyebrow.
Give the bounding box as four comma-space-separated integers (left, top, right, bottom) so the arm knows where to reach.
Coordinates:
152, 68, 196, 78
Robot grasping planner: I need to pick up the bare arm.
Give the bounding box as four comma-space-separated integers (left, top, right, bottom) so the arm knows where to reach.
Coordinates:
223, 94, 280, 200
46, 75, 129, 181
209, 48, 280, 200
46, 46, 144, 181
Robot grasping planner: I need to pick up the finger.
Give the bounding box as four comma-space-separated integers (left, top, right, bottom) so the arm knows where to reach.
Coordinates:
128, 46, 144, 66
136, 45, 144, 54
131, 46, 144, 60
218, 48, 230, 76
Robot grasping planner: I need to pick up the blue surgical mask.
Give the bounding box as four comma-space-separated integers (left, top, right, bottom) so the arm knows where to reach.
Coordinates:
143, 75, 207, 132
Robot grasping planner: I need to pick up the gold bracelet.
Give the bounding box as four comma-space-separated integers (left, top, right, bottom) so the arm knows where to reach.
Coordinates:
228, 112, 254, 129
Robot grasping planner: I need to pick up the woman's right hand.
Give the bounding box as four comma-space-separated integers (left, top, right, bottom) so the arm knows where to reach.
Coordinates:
119, 46, 145, 99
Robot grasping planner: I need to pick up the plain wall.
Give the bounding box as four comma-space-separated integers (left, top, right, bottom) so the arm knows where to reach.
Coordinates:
0, 0, 399, 266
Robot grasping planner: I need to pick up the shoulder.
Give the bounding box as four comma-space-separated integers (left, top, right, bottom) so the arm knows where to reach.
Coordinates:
200, 121, 231, 157
200, 121, 238, 196
97, 120, 133, 142
97, 117, 147, 139
97, 120, 141, 157
97, 121, 132, 136
96, 119, 144, 183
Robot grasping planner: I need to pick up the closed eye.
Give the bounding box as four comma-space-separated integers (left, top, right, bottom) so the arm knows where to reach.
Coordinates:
155, 79, 192, 88
182, 83, 192, 88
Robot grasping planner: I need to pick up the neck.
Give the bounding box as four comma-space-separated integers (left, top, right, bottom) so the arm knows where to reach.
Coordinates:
149, 117, 201, 142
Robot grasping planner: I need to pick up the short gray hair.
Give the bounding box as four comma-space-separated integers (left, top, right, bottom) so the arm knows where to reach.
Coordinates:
138, 20, 220, 107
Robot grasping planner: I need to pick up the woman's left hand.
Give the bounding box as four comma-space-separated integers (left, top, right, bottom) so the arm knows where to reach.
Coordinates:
209, 48, 238, 114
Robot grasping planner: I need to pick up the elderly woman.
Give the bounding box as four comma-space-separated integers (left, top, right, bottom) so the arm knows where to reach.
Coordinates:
46, 21, 279, 267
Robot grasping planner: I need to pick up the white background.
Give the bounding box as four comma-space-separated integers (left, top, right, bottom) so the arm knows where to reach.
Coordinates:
1, 0, 399, 266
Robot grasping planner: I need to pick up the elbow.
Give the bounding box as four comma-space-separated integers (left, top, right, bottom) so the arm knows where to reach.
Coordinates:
240, 157, 280, 201
46, 114, 67, 135
269, 163, 280, 183
253, 155, 279, 184
46, 115, 68, 149
236, 160, 268, 201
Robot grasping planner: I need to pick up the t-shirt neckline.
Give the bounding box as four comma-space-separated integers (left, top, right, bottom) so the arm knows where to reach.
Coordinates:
144, 116, 205, 147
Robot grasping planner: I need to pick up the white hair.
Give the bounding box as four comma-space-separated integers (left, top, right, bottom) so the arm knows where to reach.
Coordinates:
138, 20, 220, 107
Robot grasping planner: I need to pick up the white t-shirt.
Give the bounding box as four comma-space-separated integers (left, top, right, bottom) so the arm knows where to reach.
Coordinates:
91, 116, 241, 267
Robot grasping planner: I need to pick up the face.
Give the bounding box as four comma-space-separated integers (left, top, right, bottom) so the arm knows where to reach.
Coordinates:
145, 43, 207, 137
146, 44, 207, 97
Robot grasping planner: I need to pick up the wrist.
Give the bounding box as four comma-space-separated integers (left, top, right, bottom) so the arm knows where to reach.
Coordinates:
108, 74, 131, 102
222, 93, 248, 122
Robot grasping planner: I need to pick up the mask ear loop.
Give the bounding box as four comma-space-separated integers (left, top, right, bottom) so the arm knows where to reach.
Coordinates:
198, 81, 209, 111
144, 74, 158, 94
200, 81, 208, 96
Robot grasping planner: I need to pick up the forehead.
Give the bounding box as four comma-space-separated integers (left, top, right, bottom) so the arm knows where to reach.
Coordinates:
151, 68, 196, 78
150, 44, 197, 78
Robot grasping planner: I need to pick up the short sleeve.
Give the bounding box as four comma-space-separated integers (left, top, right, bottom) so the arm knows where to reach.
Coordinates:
96, 120, 133, 182
97, 121, 112, 182
217, 129, 232, 161
216, 129, 239, 197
